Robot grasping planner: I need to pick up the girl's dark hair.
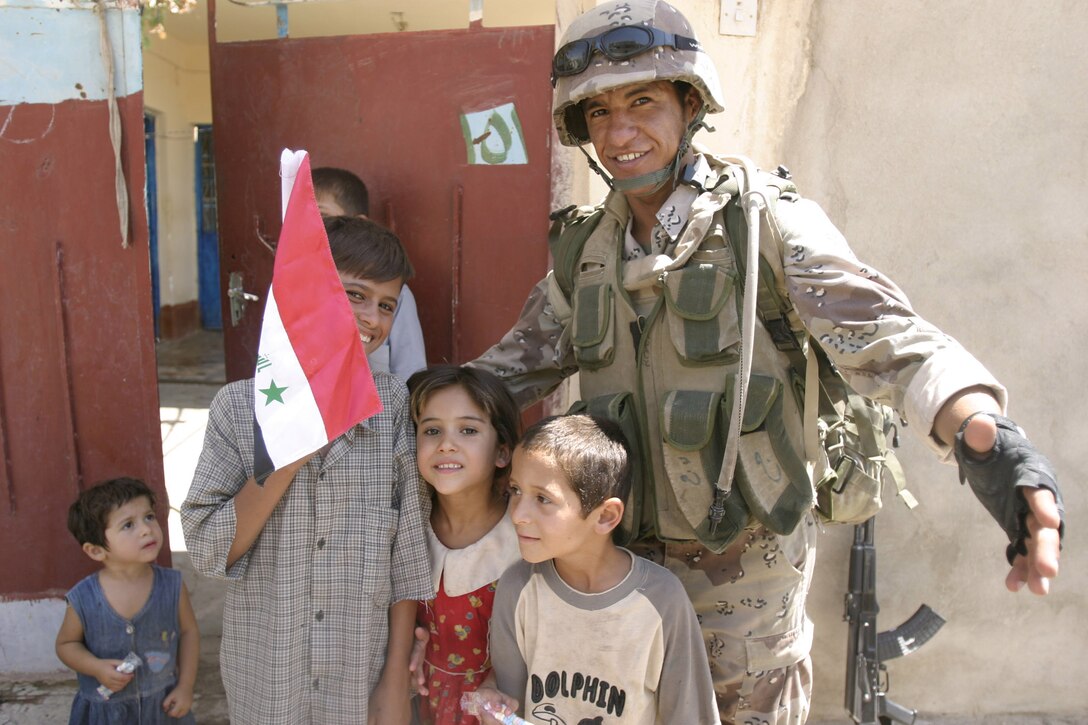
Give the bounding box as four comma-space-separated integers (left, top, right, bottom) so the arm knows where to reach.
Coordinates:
407, 365, 521, 497
323, 215, 414, 284
67, 477, 156, 549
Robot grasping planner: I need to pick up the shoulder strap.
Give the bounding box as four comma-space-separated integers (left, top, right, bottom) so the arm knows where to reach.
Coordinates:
720, 162, 823, 490
722, 173, 916, 510
710, 156, 790, 531
721, 168, 806, 371
548, 205, 605, 299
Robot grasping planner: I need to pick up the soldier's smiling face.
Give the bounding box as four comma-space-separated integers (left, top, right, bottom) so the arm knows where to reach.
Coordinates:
582, 81, 701, 196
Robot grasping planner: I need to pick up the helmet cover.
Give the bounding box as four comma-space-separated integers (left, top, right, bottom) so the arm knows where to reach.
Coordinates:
553, 0, 725, 146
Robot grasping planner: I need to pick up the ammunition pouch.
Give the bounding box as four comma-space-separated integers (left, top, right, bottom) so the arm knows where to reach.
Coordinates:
662, 374, 812, 550
808, 348, 914, 525
720, 174, 915, 528
660, 263, 740, 366
570, 280, 615, 370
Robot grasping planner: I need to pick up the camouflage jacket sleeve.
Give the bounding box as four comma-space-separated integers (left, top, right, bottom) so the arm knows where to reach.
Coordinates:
774, 197, 1008, 460
468, 273, 578, 409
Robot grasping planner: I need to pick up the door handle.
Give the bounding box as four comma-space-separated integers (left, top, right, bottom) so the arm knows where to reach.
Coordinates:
227, 271, 260, 327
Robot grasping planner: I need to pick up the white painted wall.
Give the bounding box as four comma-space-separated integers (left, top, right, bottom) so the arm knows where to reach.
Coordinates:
0, 599, 68, 675
0, 0, 142, 106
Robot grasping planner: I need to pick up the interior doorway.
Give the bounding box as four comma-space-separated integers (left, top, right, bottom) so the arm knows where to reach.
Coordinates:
145, 111, 161, 338
195, 124, 222, 331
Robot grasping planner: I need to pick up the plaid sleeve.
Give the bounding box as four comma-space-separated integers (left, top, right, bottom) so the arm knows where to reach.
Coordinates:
180, 381, 253, 581
387, 381, 434, 602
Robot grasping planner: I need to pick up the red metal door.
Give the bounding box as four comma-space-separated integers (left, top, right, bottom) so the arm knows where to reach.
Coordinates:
206, 9, 555, 382
0, 95, 168, 595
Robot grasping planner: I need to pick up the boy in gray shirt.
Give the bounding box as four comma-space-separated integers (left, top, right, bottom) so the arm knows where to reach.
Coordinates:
476, 415, 720, 725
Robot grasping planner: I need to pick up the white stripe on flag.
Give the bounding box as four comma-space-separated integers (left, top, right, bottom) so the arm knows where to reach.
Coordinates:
254, 288, 329, 469
282, 149, 305, 221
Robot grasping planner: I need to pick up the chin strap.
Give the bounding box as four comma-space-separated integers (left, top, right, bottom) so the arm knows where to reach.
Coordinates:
612, 162, 676, 193
582, 107, 712, 196
578, 145, 616, 190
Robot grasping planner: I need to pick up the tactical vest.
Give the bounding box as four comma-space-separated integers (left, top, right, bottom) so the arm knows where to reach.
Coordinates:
553, 158, 813, 554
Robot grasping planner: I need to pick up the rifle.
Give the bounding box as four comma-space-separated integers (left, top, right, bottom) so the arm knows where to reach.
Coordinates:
844, 517, 946, 724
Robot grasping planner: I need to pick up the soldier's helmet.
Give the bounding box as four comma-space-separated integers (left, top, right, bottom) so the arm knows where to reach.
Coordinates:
552, 0, 725, 147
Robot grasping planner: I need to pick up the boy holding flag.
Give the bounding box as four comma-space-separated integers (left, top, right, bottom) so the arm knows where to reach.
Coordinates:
182, 151, 431, 725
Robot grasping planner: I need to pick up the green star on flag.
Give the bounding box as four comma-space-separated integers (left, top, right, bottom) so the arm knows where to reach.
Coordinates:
259, 379, 288, 405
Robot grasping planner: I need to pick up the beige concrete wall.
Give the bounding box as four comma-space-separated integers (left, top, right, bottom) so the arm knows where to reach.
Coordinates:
558, 0, 1085, 719
202, 0, 554, 43
142, 34, 212, 310
779, 2, 1087, 719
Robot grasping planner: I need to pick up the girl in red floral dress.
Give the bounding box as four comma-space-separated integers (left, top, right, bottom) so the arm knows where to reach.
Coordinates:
407, 366, 522, 724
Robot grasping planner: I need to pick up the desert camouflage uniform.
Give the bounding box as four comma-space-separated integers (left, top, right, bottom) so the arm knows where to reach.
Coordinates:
472, 151, 1006, 724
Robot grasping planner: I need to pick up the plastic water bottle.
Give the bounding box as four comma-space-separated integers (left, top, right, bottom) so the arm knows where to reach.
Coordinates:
459, 691, 535, 725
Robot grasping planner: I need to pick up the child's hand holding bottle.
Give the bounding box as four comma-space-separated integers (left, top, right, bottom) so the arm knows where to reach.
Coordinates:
461, 689, 534, 725
94, 652, 140, 699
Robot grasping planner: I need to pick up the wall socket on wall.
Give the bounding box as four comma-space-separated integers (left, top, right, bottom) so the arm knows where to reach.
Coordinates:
720, 0, 758, 37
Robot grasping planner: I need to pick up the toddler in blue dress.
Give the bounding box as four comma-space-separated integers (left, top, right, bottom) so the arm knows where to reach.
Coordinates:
56, 477, 199, 724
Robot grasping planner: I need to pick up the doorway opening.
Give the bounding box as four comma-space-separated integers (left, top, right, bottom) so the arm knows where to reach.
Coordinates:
144, 111, 161, 338
196, 124, 222, 331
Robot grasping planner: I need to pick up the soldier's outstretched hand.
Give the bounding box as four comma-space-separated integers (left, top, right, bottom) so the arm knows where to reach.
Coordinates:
954, 411, 1064, 596
1006, 487, 1061, 595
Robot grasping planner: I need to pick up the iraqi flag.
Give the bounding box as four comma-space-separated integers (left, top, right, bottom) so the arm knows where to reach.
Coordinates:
252, 149, 382, 482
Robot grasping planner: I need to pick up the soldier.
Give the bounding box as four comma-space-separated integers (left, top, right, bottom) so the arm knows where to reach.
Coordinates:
471, 1, 1064, 723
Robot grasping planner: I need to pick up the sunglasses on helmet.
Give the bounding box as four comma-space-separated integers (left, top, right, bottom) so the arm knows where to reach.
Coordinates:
551, 25, 702, 87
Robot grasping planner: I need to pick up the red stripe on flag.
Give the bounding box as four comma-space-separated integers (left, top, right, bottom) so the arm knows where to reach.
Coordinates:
273, 155, 382, 437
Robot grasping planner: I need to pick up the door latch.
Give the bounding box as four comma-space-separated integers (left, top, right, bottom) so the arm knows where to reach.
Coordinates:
227, 271, 260, 327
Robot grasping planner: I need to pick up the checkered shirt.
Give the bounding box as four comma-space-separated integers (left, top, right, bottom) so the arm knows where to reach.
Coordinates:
181, 374, 432, 724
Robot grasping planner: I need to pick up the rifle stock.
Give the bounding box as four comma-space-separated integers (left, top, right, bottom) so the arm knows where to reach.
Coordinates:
844, 518, 945, 724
